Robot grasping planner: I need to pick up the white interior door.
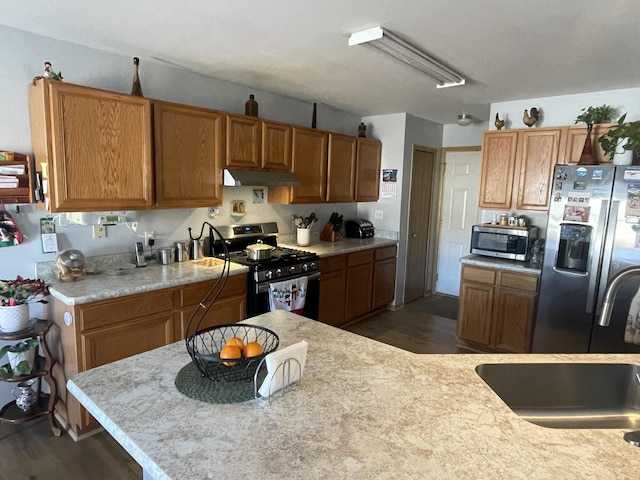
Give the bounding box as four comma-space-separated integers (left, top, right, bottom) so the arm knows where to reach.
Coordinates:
435, 149, 481, 296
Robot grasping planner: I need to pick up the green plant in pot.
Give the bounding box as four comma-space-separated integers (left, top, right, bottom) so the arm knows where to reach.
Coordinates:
575, 104, 617, 125
598, 114, 640, 163
0, 338, 38, 378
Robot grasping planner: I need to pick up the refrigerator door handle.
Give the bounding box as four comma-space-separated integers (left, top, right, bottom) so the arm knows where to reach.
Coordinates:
552, 267, 588, 277
594, 200, 620, 316
585, 199, 610, 315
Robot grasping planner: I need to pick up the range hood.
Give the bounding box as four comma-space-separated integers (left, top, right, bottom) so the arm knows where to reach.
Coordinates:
223, 169, 300, 187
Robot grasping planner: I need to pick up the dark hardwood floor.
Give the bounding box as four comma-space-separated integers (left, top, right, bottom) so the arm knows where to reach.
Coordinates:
1, 295, 466, 479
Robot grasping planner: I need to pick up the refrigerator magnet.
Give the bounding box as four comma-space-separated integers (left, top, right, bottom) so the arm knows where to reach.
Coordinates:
591, 169, 603, 180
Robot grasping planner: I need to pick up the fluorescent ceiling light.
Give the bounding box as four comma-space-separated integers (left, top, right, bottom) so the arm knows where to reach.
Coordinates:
349, 26, 465, 88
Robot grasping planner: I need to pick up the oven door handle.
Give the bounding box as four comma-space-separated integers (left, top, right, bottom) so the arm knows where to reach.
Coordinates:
256, 271, 321, 294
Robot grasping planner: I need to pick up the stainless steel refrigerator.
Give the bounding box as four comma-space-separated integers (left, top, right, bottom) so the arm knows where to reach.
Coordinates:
532, 164, 640, 353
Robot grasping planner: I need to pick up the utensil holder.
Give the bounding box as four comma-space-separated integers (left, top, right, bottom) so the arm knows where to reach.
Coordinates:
297, 228, 310, 246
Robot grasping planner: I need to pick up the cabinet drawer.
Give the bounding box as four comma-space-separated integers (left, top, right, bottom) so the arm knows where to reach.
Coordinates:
320, 254, 346, 273
179, 274, 247, 308
348, 249, 374, 267
79, 289, 174, 331
500, 271, 538, 292
462, 266, 496, 285
375, 245, 397, 261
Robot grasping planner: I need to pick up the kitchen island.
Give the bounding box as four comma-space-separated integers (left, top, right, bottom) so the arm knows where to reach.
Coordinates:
68, 311, 640, 479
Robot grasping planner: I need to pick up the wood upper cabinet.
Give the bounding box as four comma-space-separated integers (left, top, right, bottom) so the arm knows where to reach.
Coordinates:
514, 128, 562, 210
327, 133, 357, 202
479, 128, 561, 211
355, 138, 382, 202
261, 120, 292, 172
559, 123, 616, 165
225, 113, 261, 168
457, 265, 538, 353
153, 101, 223, 208
268, 127, 328, 204
28, 79, 153, 212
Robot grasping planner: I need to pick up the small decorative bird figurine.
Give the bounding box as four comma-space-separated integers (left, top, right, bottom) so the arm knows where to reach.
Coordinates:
523, 107, 539, 128
495, 113, 505, 130
32, 61, 63, 85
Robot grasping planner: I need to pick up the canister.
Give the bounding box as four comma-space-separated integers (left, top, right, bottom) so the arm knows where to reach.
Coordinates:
174, 241, 189, 262
159, 247, 174, 265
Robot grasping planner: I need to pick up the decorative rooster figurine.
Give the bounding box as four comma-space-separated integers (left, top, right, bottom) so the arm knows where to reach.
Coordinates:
494, 113, 505, 130
523, 107, 539, 128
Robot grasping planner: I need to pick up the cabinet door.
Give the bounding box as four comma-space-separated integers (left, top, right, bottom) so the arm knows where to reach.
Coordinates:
492, 288, 537, 353
327, 133, 356, 202
225, 114, 260, 168
261, 120, 291, 171
176, 295, 246, 340
36, 81, 153, 211
319, 269, 347, 326
81, 313, 174, 370
457, 281, 494, 345
154, 101, 223, 208
514, 128, 561, 211
372, 257, 396, 309
478, 131, 518, 209
345, 262, 374, 322
355, 138, 382, 202
560, 124, 615, 165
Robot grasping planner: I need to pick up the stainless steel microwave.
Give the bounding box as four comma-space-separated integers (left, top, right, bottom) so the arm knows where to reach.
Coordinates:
471, 224, 538, 261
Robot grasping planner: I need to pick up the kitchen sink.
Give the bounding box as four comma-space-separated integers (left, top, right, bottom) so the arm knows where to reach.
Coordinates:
475, 363, 640, 429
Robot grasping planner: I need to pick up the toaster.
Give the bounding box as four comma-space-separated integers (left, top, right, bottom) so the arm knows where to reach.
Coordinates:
345, 219, 375, 238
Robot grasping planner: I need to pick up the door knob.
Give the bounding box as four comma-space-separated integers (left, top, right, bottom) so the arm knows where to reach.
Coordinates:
412, 233, 417, 238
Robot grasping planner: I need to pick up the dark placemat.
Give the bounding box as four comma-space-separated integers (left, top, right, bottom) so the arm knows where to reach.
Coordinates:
175, 361, 266, 404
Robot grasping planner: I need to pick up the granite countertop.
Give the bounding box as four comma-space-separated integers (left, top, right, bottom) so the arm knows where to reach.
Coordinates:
68, 311, 640, 480
461, 254, 542, 275
44, 261, 249, 305
278, 233, 397, 257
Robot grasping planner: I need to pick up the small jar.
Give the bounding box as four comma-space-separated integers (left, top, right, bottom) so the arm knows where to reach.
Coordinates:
499, 214, 508, 226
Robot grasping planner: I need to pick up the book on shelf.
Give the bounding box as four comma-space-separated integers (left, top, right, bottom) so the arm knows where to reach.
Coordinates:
0, 165, 25, 175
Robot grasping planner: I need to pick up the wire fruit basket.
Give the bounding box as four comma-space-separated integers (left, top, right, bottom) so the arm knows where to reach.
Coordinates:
186, 324, 279, 382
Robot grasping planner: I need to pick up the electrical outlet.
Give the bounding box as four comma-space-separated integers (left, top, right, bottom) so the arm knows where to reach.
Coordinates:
92, 225, 106, 239
374, 210, 383, 219
144, 231, 155, 246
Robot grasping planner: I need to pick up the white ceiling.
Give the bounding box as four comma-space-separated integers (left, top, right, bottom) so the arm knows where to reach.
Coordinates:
2, 0, 638, 125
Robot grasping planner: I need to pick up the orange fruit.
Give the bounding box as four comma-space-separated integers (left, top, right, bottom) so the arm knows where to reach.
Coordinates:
220, 345, 242, 366
225, 337, 245, 350
243, 341, 263, 358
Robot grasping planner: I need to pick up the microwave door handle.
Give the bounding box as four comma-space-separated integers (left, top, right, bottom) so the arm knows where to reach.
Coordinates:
585, 199, 610, 315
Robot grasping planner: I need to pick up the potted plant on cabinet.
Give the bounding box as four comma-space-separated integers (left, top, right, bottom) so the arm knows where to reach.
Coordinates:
0, 276, 49, 333
0, 339, 38, 378
598, 114, 640, 165
575, 105, 617, 125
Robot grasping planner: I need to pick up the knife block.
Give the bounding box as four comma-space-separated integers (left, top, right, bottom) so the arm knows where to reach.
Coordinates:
320, 222, 340, 242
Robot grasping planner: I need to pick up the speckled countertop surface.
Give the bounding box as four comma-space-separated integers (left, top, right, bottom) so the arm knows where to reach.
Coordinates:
68, 311, 640, 480
44, 261, 249, 305
278, 233, 397, 257
460, 254, 542, 275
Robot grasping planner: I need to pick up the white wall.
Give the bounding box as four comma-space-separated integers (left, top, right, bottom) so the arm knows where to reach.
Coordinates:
0, 25, 360, 280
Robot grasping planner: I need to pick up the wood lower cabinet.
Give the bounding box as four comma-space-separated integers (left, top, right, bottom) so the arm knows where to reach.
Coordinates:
319, 254, 347, 326
28, 79, 154, 212
457, 265, 538, 353
153, 101, 224, 208
50, 274, 246, 437
318, 246, 396, 327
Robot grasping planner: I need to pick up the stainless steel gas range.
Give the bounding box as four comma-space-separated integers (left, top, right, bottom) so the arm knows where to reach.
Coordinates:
207, 222, 320, 320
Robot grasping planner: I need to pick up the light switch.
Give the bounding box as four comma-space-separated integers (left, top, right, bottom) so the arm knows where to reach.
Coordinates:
92, 225, 106, 239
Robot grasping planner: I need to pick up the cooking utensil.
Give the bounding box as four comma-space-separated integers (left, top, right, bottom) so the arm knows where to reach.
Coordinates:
245, 240, 275, 260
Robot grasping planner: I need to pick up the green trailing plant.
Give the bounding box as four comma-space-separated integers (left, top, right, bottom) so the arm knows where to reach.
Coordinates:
0, 338, 38, 378
575, 105, 617, 125
598, 114, 640, 161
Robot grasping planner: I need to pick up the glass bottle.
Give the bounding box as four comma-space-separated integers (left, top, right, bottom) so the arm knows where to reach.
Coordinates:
578, 124, 596, 165
131, 57, 143, 97
245, 94, 258, 117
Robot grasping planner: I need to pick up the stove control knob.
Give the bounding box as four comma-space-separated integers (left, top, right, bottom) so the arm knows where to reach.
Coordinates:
309, 262, 317, 271
288, 266, 296, 275
301, 263, 309, 272
275, 268, 282, 278
265, 270, 273, 280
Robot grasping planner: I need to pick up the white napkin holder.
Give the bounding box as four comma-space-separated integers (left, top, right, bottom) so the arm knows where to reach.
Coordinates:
255, 340, 308, 404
